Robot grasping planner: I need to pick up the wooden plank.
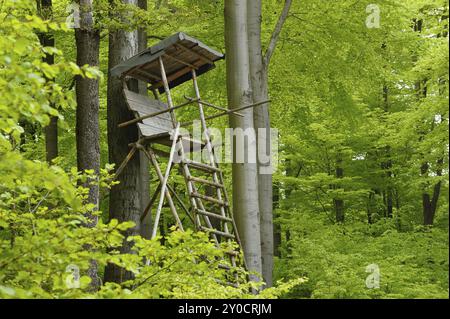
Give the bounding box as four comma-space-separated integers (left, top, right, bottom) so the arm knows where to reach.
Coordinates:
164, 53, 196, 69
123, 90, 174, 126
175, 42, 214, 64
138, 123, 171, 137
126, 98, 169, 116
122, 98, 197, 128
125, 90, 168, 111
136, 116, 172, 131
131, 109, 173, 127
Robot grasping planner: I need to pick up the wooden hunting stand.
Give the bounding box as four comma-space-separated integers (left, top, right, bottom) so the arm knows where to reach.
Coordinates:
111, 33, 266, 275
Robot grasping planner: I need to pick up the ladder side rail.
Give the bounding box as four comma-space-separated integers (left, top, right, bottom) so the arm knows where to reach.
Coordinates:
178, 142, 221, 246
141, 147, 183, 233
191, 70, 231, 232
191, 69, 239, 268
158, 56, 220, 246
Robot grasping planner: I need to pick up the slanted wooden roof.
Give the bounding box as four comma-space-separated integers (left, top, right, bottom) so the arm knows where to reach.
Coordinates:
110, 32, 224, 92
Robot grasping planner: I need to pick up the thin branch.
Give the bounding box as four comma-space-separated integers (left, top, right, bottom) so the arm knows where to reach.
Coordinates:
131, 258, 180, 289
264, 0, 293, 66
31, 191, 50, 214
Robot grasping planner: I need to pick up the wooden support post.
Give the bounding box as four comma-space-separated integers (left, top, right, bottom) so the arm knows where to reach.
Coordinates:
180, 99, 270, 127
166, 183, 195, 225
140, 182, 162, 222
114, 146, 137, 178
191, 69, 232, 243
141, 147, 183, 236
184, 96, 244, 117
158, 56, 177, 126
151, 123, 181, 239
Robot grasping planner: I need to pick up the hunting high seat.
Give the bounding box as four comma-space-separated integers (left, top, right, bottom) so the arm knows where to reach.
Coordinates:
110, 32, 267, 276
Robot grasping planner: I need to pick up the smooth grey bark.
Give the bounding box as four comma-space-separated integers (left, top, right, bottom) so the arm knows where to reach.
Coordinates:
224, 0, 262, 281
36, 0, 58, 162
137, 0, 152, 240
105, 0, 142, 283
247, 0, 292, 287
74, 0, 101, 290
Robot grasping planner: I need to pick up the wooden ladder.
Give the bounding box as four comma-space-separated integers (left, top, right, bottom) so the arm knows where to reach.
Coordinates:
176, 133, 243, 270
147, 61, 245, 278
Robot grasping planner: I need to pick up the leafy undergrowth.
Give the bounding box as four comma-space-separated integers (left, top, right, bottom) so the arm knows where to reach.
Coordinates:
274, 211, 449, 299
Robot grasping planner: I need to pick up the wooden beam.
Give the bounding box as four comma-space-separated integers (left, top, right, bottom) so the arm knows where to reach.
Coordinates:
152, 124, 181, 239
180, 99, 271, 126
134, 68, 160, 81
184, 96, 244, 117
174, 43, 214, 64
164, 53, 197, 69
150, 64, 199, 91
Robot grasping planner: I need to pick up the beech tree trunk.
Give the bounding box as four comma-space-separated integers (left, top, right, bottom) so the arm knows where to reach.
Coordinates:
105, 0, 143, 283
74, 0, 101, 290
75, 0, 100, 214
37, 0, 58, 162
247, 0, 272, 288
224, 0, 262, 282
247, 0, 292, 287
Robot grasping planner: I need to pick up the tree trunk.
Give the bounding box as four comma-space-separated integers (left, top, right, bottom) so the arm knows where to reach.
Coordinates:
137, 0, 151, 240
224, 0, 262, 282
105, 0, 143, 283
247, 0, 291, 288
421, 161, 442, 226
36, 0, 58, 162
44, 117, 58, 162
273, 181, 281, 257
74, 0, 101, 290
247, 0, 272, 287
75, 0, 100, 215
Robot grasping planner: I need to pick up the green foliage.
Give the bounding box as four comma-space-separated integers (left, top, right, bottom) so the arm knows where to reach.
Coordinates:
275, 211, 449, 299
0, 0, 448, 299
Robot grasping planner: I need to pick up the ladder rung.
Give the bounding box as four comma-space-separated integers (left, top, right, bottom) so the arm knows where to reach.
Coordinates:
183, 159, 221, 173
188, 176, 224, 188
218, 263, 231, 270
196, 209, 233, 222
214, 278, 239, 288
225, 250, 240, 256
199, 226, 235, 239
191, 192, 228, 206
